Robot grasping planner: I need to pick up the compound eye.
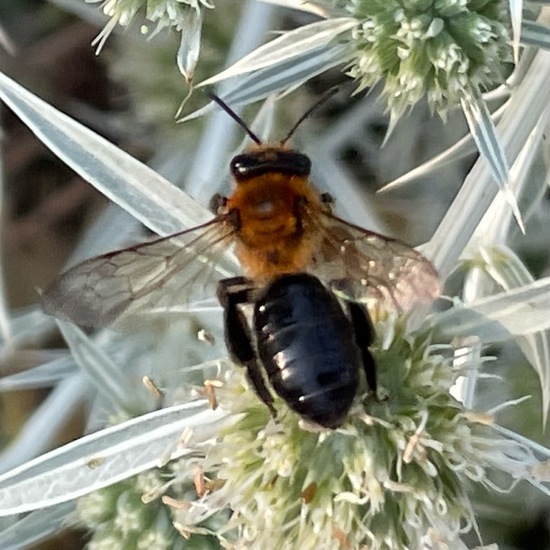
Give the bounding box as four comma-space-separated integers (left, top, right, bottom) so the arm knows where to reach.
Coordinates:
293, 154, 311, 176
230, 155, 253, 178
230, 150, 312, 180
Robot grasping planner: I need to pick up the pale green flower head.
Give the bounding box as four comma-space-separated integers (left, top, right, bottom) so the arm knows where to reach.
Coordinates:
89, 0, 213, 51
348, 0, 511, 116
162, 316, 509, 549
78, 469, 219, 549
72, 313, 514, 549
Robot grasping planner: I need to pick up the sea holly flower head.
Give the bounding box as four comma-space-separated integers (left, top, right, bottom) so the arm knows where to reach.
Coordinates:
89, 0, 213, 51
347, 0, 511, 116
149, 316, 522, 549
78, 471, 175, 549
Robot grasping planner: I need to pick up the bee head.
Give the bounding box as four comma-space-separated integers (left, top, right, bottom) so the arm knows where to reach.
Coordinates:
230, 148, 311, 181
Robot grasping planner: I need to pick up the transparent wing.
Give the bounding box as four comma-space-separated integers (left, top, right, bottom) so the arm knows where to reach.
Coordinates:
41, 218, 235, 328
309, 211, 440, 311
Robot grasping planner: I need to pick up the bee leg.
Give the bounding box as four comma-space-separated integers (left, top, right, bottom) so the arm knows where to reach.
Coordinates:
216, 276, 256, 308
217, 278, 277, 418
347, 301, 378, 397
208, 193, 228, 215
245, 360, 278, 418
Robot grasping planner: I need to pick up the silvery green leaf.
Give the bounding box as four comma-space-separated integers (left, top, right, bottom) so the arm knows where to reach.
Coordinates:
460, 86, 524, 233
66, 204, 140, 265
0, 353, 74, 391
9, 308, 53, 347
469, 275, 550, 335
0, 403, 229, 516
198, 18, 355, 87
222, 42, 352, 107
476, 245, 550, 423
55, 320, 145, 415
379, 102, 507, 193
0, 501, 76, 549
425, 51, 550, 279
0, 124, 11, 347
182, 43, 352, 122
0, 72, 209, 237
521, 20, 550, 49
430, 306, 510, 344
430, 276, 550, 342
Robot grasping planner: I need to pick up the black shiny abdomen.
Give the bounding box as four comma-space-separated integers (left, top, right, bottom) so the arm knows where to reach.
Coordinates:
254, 273, 362, 428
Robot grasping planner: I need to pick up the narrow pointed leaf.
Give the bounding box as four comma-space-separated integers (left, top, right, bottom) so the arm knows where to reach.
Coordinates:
198, 18, 355, 87
431, 276, 550, 341
425, 52, 550, 280
461, 87, 524, 233
56, 320, 145, 415
469, 275, 550, 333
379, 102, 507, 193
0, 502, 76, 549
0, 72, 209, 237
0, 404, 229, 516
521, 20, 550, 49
0, 354, 75, 391
182, 43, 352, 122
479, 245, 550, 424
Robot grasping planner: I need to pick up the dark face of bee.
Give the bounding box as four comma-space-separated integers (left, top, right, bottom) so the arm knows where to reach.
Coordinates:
231, 149, 311, 181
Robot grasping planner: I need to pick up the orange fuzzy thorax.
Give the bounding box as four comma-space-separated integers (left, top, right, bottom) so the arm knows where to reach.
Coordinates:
227, 172, 322, 282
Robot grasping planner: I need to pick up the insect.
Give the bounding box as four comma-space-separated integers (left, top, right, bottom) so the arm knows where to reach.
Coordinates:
42, 92, 440, 428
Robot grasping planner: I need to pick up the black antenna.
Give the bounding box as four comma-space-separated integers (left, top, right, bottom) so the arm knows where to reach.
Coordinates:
207, 92, 263, 145
281, 87, 339, 144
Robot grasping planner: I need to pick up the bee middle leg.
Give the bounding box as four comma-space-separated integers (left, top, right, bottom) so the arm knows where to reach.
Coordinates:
217, 277, 277, 417
346, 301, 378, 397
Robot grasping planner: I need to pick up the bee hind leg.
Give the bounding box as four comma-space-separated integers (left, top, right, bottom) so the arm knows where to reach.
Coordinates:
346, 300, 378, 397
217, 277, 277, 418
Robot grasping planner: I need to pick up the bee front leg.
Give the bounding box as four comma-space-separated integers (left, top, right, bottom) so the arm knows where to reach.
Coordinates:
346, 300, 378, 397
217, 277, 277, 418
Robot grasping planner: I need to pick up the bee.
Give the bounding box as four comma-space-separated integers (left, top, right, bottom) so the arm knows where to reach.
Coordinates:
42, 93, 440, 428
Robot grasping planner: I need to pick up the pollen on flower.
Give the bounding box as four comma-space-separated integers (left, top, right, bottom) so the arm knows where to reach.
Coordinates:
158, 316, 539, 549
72, 309, 550, 549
